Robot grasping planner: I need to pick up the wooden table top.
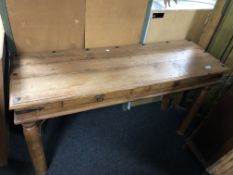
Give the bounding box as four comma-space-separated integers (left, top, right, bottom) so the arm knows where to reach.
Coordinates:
10, 40, 227, 111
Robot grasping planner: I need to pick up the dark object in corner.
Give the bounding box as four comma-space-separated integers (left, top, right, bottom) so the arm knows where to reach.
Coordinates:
187, 86, 233, 174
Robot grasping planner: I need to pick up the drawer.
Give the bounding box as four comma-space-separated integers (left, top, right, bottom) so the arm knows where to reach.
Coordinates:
14, 74, 222, 124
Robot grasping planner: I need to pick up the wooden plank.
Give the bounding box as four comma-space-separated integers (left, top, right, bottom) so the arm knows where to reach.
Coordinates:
12, 40, 199, 66
6, 0, 85, 53
198, 0, 226, 49
9, 41, 228, 110
0, 15, 7, 166
14, 76, 222, 124
207, 149, 233, 175
146, 10, 211, 43
11, 46, 213, 79
85, 0, 148, 48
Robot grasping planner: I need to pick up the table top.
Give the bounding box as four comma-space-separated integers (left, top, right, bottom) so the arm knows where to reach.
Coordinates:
10, 40, 228, 110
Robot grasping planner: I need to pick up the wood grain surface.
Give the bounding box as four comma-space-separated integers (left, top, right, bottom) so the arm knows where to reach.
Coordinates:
9, 41, 228, 124
23, 123, 47, 175
208, 149, 233, 175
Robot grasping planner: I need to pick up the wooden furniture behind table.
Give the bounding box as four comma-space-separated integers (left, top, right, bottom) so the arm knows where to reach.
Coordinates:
0, 16, 8, 166
9, 40, 227, 175
187, 86, 233, 175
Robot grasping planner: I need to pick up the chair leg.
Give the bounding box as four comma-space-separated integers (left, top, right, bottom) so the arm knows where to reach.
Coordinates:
177, 87, 209, 136
23, 122, 47, 175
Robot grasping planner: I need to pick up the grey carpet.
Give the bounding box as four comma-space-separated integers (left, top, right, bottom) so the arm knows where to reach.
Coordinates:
0, 102, 203, 175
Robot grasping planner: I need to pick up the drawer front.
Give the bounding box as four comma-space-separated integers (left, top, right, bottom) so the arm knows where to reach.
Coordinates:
131, 74, 223, 99
14, 74, 222, 124
14, 90, 131, 124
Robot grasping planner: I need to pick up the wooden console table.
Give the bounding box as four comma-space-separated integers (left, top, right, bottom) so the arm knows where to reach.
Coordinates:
9, 40, 227, 175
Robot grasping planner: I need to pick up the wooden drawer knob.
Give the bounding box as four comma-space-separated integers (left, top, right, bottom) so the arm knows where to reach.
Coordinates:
96, 94, 105, 102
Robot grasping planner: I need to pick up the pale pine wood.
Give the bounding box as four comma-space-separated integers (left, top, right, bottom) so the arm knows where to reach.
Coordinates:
198, 0, 226, 49
9, 41, 228, 124
0, 16, 7, 166
14, 77, 221, 125
207, 149, 233, 175
85, 0, 148, 48
6, 0, 85, 53
23, 122, 47, 175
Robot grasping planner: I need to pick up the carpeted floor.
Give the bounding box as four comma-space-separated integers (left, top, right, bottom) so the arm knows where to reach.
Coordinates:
0, 102, 203, 175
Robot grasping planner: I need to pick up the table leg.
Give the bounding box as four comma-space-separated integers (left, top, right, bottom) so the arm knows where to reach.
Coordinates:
161, 94, 170, 111
22, 122, 47, 175
177, 86, 209, 136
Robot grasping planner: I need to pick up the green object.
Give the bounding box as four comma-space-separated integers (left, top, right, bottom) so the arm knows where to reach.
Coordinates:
0, 0, 16, 54
221, 37, 233, 64
201, 0, 233, 113
208, 0, 233, 61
